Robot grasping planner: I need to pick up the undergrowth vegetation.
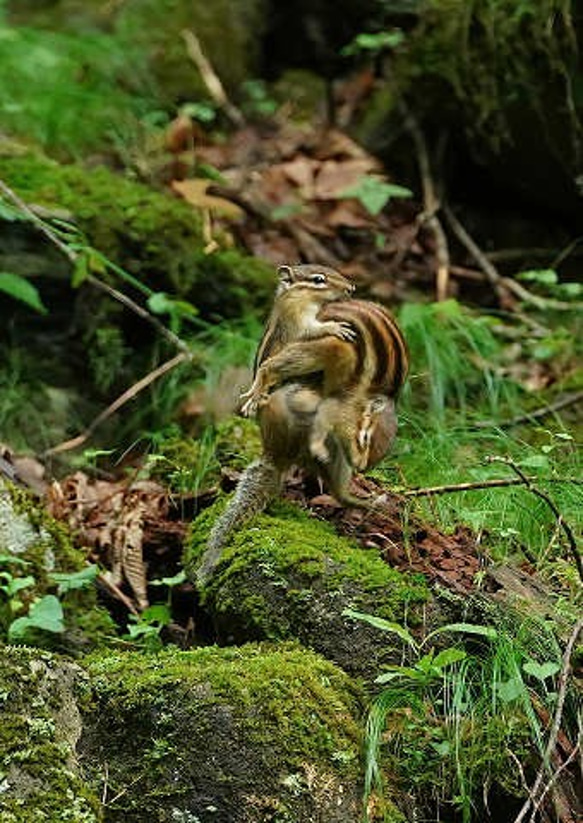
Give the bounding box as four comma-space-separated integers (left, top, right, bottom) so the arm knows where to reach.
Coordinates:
379, 299, 582, 591
346, 609, 579, 823
0, 18, 158, 158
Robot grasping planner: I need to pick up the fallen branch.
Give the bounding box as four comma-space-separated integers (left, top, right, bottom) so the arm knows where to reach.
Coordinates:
404, 475, 582, 497
43, 352, 191, 457
512, 615, 583, 823
485, 456, 583, 584
474, 389, 583, 429
181, 29, 244, 127
401, 109, 451, 301
444, 205, 582, 312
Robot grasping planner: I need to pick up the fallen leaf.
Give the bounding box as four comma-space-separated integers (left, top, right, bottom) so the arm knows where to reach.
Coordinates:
171, 178, 244, 219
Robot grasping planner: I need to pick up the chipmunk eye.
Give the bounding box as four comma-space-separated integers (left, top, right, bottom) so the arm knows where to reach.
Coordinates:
310, 274, 327, 285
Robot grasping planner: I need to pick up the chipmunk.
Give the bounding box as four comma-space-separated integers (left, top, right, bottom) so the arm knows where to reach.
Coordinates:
242, 293, 408, 468
246, 264, 356, 375
196, 287, 408, 584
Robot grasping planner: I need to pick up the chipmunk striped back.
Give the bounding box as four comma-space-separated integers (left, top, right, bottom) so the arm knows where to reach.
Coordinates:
292, 298, 408, 399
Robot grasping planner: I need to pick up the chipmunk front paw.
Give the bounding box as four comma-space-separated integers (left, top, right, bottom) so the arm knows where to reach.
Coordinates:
240, 391, 268, 417
328, 321, 356, 341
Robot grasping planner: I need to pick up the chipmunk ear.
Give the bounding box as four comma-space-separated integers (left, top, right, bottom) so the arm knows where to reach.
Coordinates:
369, 396, 389, 414
277, 265, 294, 284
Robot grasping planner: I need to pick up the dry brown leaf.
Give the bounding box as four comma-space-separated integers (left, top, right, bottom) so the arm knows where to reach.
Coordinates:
312, 159, 377, 200
325, 201, 372, 229
171, 178, 244, 219
279, 157, 319, 197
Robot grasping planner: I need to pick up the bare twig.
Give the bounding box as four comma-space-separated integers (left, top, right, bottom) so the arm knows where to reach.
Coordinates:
474, 390, 583, 429
512, 616, 583, 823
43, 352, 190, 457
444, 205, 582, 311
0, 179, 191, 355
96, 573, 139, 616
485, 456, 583, 584
401, 109, 451, 301
529, 741, 581, 823
181, 29, 244, 127
404, 475, 582, 497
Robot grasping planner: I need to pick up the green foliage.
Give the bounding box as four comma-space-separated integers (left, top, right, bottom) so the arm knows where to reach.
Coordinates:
0, 550, 99, 645
342, 29, 405, 56
123, 603, 172, 651
398, 299, 520, 420
340, 175, 412, 215
375, 300, 583, 577
349, 610, 579, 822
0, 271, 47, 313
0, 22, 157, 157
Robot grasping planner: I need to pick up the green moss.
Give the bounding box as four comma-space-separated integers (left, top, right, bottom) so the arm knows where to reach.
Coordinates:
1, 482, 116, 652
189, 499, 427, 606
0, 151, 274, 317
394, 0, 577, 154
0, 645, 101, 821
114, 0, 268, 104
185, 499, 428, 677
81, 643, 362, 821
213, 416, 263, 469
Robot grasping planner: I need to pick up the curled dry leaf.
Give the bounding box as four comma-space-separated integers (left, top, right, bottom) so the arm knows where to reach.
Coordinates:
46, 473, 175, 611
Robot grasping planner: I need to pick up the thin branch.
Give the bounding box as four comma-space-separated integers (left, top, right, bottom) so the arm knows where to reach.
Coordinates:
404, 476, 582, 497
0, 179, 191, 355
529, 741, 581, 823
181, 29, 244, 127
43, 352, 190, 457
444, 205, 582, 311
512, 616, 583, 823
485, 456, 583, 584
401, 108, 451, 301
474, 390, 583, 429
96, 573, 139, 616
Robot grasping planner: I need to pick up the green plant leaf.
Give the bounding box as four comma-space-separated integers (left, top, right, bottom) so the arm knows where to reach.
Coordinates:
342, 29, 405, 56
426, 623, 498, 643
150, 570, 187, 587
8, 594, 65, 640
3, 575, 35, 597
340, 176, 412, 216
432, 648, 467, 669
0, 272, 47, 314
517, 269, 558, 286
49, 564, 98, 595
375, 666, 419, 684
496, 677, 523, 703
140, 603, 171, 625
522, 660, 560, 681
343, 609, 417, 648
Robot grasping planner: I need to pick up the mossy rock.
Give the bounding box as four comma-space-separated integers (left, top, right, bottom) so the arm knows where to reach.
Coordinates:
185, 500, 429, 677
0, 645, 101, 822
0, 150, 274, 317
80, 642, 363, 822
0, 480, 115, 652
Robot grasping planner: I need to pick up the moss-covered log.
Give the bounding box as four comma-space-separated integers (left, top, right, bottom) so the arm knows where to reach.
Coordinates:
81, 643, 365, 822
185, 500, 429, 678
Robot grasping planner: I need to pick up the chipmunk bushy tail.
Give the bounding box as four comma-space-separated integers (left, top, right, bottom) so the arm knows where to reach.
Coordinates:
196, 458, 282, 585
